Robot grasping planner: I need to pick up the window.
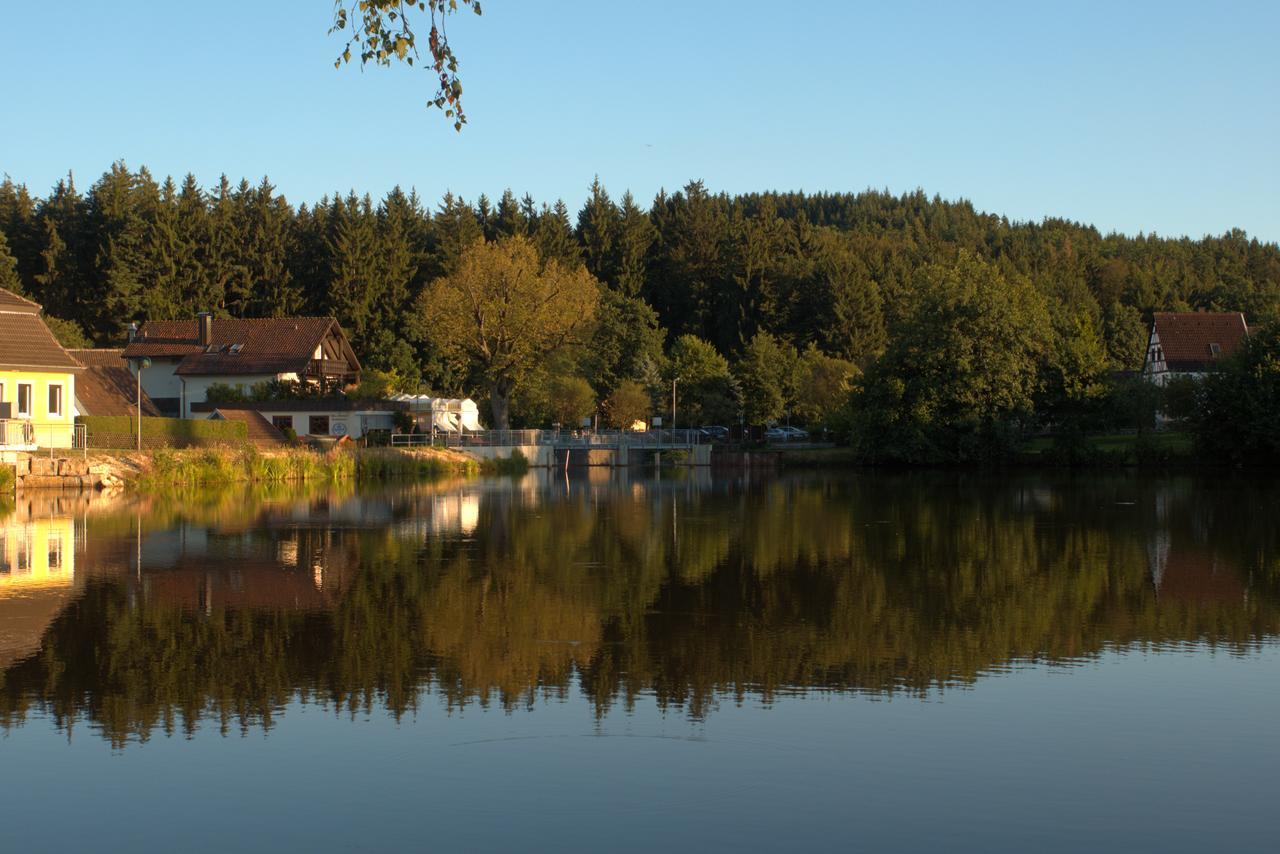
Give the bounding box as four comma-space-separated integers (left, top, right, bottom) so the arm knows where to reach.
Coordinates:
17, 383, 32, 417
308, 415, 330, 435
229, 343, 244, 355
48, 534, 63, 571
1209, 343, 1222, 357
272, 415, 295, 432
48, 384, 63, 417
204, 344, 221, 354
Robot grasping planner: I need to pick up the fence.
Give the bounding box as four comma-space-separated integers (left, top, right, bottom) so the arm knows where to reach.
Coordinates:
77, 416, 248, 449
391, 428, 706, 449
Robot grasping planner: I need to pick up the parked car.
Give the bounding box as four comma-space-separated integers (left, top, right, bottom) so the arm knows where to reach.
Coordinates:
778, 425, 810, 441
764, 426, 788, 442
699, 425, 729, 442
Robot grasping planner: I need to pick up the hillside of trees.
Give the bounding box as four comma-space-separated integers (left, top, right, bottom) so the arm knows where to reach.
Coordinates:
2, 164, 1278, 450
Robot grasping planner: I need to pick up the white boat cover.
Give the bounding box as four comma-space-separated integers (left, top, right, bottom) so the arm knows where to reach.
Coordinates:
391, 395, 483, 432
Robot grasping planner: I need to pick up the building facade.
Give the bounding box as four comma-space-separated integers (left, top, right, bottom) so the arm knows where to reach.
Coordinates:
0, 288, 83, 454
1142, 312, 1249, 386
121, 313, 361, 418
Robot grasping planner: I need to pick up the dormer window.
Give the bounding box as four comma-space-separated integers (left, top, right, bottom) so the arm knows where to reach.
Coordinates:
204, 344, 219, 354
1209, 343, 1221, 357
229, 343, 244, 355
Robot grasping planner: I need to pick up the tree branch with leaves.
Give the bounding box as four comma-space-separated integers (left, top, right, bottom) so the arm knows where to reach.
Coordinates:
331, 0, 482, 131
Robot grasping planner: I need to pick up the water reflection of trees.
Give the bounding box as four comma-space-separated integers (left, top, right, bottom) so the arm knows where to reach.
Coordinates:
1, 472, 1277, 746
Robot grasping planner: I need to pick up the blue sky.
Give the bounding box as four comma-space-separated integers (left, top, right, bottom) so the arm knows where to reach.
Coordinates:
4, 1, 1277, 241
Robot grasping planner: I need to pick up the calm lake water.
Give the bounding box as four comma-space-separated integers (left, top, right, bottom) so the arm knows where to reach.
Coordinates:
1, 470, 1277, 853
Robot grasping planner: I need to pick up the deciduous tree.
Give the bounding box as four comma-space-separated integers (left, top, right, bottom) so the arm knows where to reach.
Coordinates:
416, 235, 599, 428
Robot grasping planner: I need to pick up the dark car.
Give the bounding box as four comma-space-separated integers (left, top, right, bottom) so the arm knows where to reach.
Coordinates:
699, 425, 730, 442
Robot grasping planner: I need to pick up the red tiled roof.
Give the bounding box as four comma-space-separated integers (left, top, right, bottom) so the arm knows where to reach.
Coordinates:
122, 316, 359, 377
0, 288, 42, 314
1152, 312, 1248, 372
66, 349, 162, 417
0, 289, 84, 371
210, 408, 289, 446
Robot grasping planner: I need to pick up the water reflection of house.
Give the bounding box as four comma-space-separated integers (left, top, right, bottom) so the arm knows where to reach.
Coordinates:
0, 511, 81, 669
1146, 531, 1244, 604
131, 526, 358, 613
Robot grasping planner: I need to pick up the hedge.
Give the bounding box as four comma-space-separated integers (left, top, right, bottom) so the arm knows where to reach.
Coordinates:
77, 416, 248, 449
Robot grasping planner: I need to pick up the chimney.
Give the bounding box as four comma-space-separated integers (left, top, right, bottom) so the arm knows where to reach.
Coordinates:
197, 312, 213, 346
128, 322, 139, 342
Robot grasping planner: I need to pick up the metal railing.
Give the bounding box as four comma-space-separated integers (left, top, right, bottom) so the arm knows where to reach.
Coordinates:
391, 428, 706, 449
0, 418, 35, 447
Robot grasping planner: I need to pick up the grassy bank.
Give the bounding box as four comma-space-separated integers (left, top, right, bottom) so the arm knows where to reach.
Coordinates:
132, 445, 507, 488
778, 432, 1199, 468
1016, 431, 1196, 466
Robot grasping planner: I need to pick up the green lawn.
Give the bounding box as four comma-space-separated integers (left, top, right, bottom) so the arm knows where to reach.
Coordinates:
1019, 431, 1195, 461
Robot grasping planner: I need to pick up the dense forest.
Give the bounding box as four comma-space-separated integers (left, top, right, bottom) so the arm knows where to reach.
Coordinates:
2, 164, 1278, 450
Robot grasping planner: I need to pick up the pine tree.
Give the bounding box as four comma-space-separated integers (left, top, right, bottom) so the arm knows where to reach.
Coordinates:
432, 192, 483, 272
323, 193, 380, 342
0, 178, 39, 292
244, 177, 301, 317
494, 189, 527, 238
576, 177, 619, 285
33, 174, 88, 326
612, 190, 654, 298
534, 200, 580, 268
0, 229, 22, 294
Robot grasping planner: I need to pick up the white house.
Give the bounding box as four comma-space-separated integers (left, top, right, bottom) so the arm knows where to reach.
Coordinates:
1142, 312, 1249, 386
120, 313, 361, 418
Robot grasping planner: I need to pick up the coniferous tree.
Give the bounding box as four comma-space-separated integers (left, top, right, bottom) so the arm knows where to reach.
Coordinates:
0, 178, 39, 291
612, 190, 654, 298
243, 177, 300, 317
494, 189, 528, 238
33, 175, 89, 328
432, 192, 483, 272
576, 177, 619, 285
0, 229, 22, 294
534, 200, 580, 268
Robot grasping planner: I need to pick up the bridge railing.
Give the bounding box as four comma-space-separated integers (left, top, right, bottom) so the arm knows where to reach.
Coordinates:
390, 428, 705, 449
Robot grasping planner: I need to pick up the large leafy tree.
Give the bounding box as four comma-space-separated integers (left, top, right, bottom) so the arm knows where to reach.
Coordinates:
1189, 325, 1280, 465
580, 289, 665, 397
734, 332, 797, 425
851, 252, 1052, 462
415, 235, 599, 428
666, 334, 738, 427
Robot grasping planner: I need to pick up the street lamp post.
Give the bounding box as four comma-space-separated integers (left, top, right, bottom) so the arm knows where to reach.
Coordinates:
671, 376, 679, 438
135, 357, 151, 452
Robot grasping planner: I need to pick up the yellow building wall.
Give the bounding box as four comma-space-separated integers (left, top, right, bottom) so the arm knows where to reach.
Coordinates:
0, 516, 76, 594
0, 369, 77, 448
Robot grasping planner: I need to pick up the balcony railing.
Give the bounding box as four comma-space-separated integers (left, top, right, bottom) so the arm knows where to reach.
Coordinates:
0, 418, 35, 447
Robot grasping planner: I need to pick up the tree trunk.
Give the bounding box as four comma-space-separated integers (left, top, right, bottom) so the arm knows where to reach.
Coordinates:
489, 378, 513, 430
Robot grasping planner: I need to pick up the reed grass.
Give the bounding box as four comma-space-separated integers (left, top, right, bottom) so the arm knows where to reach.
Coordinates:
134, 445, 479, 488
